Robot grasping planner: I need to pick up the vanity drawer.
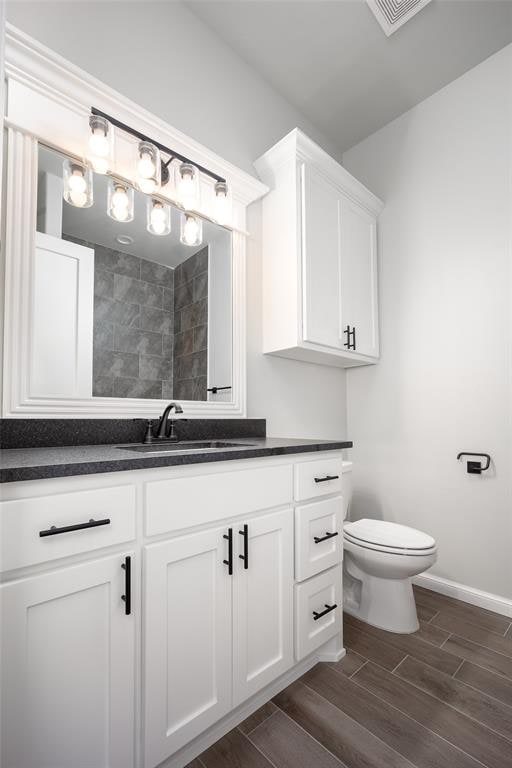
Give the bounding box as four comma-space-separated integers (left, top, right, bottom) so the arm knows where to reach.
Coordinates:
295, 497, 343, 581
294, 456, 343, 501
145, 464, 293, 536
295, 565, 342, 660
0, 485, 136, 572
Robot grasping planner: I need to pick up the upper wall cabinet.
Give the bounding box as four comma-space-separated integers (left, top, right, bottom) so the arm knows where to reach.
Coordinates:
255, 129, 383, 368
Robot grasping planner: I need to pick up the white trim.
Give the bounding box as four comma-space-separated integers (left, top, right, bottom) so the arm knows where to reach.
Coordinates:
2, 25, 266, 419
413, 573, 512, 619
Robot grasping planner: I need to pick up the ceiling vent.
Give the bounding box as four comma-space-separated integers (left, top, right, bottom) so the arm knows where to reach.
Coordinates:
366, 0, 433, 36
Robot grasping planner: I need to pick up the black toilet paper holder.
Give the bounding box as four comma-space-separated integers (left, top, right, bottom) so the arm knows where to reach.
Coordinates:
457, 452, 491, 474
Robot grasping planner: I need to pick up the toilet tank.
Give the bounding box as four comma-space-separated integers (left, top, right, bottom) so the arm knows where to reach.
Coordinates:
341, 461, 353, 520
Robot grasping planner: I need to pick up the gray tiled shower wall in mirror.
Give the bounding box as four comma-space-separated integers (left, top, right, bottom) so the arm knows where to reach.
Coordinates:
64, 236, 208, 400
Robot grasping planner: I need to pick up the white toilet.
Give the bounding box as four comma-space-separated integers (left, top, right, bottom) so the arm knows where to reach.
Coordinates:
342, 462, 437, 634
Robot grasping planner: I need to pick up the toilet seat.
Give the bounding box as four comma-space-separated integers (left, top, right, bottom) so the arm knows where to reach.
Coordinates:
344, 519, 436, 556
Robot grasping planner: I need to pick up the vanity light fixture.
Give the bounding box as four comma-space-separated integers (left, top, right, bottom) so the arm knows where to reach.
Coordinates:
214, 181, 232, 225
108, 181, 134, 222
177, 162, 200, 210
88, 114, 113, 174
180, 212, 203, 247
147, 198, 171, 236
136, 141, 161, 195
62, 159, 93, 208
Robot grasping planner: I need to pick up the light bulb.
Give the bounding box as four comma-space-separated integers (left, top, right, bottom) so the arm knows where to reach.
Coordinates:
91, 157, 109, 174
112, 205, 130, 222
108, 182, 134, 222
63, 160, 93, 208
147, 199, 171, 236
178, 163, 198, 209
183, 215, 199, 245
111, 186, 129, 209
138, 177, 158, 195
68, 170, 87, 194
214, 181, 231, 225
69, 189, 88, 207
138, 153, 156, 179
89, 129, 109, 157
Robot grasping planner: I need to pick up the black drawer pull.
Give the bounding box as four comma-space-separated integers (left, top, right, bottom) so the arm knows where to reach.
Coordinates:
39, 518, 111, 537
239, 524, 249, 570
314, 531, 339, 544
314, 475, 339, 484
223, 528, 233, 575
313, 603, 338, 621
121, 555, 131, 615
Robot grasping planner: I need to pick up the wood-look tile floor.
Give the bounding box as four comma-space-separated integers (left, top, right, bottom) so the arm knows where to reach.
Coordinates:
187, 586, 512, 768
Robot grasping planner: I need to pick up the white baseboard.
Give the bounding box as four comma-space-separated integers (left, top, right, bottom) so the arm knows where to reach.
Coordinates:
413, 573, 512, 619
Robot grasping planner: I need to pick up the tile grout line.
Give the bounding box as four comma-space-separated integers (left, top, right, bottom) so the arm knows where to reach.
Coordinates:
298, 675, 420, 768
348, 659, 368, 679
451, 664, 512, 710
391, 655, 408, 675
439, 632, 453, 649
451, 657, 466, 678
237, 705, 278, 737
393, 661, 512, 746
335, 665, 491, 768
245, 708, 338, 768
238, 711, 281, 768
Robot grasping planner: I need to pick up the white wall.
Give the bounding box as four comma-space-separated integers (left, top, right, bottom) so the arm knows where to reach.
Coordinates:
5, 0, 348, 439
343, 45, 512, 599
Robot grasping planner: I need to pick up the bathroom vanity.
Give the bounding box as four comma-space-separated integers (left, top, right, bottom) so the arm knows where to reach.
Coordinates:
0, 437, 350, 768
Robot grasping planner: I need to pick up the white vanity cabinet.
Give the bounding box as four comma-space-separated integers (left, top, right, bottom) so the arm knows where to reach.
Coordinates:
255, 128, 383, 368
0, 553, 136, 768
0, 451, 345, 768
144, 507, 294, 767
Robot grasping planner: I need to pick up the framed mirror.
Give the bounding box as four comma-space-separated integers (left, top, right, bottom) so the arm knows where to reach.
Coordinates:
2, 132, 249, 418
36, 145, 232, 405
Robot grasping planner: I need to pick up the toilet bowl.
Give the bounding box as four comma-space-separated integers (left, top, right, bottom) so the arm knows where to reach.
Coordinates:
341, 463, 437, 634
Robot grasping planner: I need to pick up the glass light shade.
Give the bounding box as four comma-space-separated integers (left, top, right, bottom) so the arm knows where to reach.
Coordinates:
136, 141, 160, 194
177, 162, 199, 210
108, 181, 134, 222
62, 160, 93, 208
88, 114, 113, 174
213, 181, 232, 225
180, 212, 203, 247
147, 198, 171, 236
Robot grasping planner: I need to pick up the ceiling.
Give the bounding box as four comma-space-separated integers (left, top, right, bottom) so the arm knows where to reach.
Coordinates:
187, 0, 512, 153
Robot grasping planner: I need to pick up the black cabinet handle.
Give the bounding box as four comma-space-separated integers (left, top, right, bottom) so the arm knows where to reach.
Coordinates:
239, 524, 249, 570
313, 603, 338, 621
39, 517, 111, 537
223, 528, 233, 575
314, 531, 339, 544
343, 326, 356, 350
314, 475, 339, 484
121, 556, 131, 615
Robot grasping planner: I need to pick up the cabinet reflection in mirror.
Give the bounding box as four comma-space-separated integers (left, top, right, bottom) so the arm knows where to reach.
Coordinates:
35, 145, 233, 403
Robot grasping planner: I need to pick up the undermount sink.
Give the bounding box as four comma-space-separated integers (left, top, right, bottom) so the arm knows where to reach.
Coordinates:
120, 441, 257, 455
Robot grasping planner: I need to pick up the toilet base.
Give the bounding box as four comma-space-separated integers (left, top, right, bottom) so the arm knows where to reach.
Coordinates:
343, 566, 420, 634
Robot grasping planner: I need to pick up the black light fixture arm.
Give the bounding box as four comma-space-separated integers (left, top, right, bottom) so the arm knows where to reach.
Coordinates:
91, 107, 226, 184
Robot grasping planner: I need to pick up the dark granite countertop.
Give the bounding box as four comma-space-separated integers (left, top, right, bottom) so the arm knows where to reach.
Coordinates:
0, 438, 352, 483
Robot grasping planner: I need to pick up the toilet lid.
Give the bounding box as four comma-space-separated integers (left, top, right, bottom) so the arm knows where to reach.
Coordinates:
344, 519, 435, 551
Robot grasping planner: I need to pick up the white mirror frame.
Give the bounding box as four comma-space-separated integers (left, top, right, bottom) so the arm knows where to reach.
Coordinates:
1, 25, 267, 418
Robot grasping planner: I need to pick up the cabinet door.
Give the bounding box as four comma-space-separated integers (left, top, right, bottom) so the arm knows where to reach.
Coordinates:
339, 197, 379, 358
233, 509, 294, 705
301, 163, 343, 349
144, 527, 232, 768
0, 554, 135, 768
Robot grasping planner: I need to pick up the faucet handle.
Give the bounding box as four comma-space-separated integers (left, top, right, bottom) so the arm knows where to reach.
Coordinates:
142, 420, 156, 445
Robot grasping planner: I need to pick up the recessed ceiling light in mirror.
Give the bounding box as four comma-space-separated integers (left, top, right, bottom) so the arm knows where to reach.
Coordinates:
116, 235, 134, 246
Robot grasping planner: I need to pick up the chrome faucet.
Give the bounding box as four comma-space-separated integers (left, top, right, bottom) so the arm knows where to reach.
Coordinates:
144, 402, 184, 444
